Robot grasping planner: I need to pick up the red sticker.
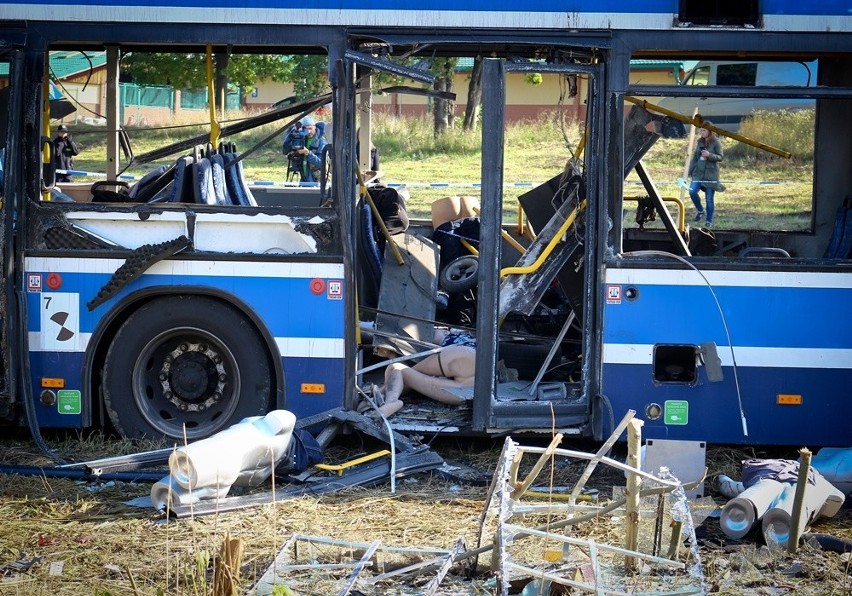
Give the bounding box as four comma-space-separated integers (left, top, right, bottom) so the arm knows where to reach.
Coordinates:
327, 280, 343, 300
27, 274, 43, 292
606, 284, 621, 304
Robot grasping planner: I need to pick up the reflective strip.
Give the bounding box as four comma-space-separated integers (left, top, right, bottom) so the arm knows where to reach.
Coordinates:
29, 331, 345, 359
275, 337, 345, 358
603, 343, 852, 369
25, 256, 344, 279
605, 268, 852, 289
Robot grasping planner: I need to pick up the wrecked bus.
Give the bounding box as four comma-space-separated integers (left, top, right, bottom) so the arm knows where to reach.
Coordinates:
0, 1, 850, 447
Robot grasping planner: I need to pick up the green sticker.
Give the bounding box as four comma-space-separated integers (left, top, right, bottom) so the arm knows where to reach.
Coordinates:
664, 400, 688, 425
57, 390, 82, 415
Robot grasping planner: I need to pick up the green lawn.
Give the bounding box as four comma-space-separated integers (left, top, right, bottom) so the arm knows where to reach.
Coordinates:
70, 110, 814, 231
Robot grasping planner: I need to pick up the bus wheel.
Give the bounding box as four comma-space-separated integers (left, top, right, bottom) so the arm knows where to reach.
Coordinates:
103, 296, 272, 441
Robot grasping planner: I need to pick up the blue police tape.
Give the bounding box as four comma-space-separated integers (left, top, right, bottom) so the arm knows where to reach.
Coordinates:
59, 169, 141, 180
57, 169, 793, 189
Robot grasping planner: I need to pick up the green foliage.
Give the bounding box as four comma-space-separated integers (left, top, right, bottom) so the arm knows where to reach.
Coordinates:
727, 108, 815, 163
231, 54, 296, 94
285, 55, 329, 98
122, 52, 317, 95
122, 53, 207, 89
525, 73, 543, 86
190, 548, 212, 595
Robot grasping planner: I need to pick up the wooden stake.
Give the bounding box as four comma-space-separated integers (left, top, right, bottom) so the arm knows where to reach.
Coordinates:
667, 520, 684, 560
624, 419, 644, 569
787, 447, 812, 554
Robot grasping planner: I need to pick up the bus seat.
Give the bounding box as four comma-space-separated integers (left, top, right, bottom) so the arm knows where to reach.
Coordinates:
128, 165, 168, 200
223, 153, 257, 207
210, 153, 233, 205
151, 155, 195, 203
191, 156, 221, 205
357, 198, 384, 308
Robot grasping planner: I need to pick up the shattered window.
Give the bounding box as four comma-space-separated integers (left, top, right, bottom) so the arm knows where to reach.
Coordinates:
618, 56, 847, 261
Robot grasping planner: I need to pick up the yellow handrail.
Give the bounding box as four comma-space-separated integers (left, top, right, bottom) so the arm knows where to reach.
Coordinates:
623, 195, 686, 233
42, 54, 52, 201
624, 95, 791, 159
206, 45, 221, 148
315, 450, 392, 476
460, 238, 478, 255
357, 167, 404, 265
500, 200, 586, 279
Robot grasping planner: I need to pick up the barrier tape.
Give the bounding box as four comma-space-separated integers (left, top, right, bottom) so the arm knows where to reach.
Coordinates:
57, 169, 794, 189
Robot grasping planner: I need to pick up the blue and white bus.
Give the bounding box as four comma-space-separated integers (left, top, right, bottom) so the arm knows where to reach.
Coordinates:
0, 1, 850, 445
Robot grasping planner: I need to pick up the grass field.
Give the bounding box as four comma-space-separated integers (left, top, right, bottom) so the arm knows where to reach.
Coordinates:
71, 108, 814, 230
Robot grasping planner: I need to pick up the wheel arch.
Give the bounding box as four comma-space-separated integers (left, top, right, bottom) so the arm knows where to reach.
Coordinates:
84, 286, 284, 429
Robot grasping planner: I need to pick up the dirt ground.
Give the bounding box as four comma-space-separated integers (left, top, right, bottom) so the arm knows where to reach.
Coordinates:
0, 431, 849, 595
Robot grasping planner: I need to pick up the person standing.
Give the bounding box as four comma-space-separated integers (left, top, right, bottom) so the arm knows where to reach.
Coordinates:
688, 122, 724, 228
53, 124, 80, 183
282, 115, 327, 183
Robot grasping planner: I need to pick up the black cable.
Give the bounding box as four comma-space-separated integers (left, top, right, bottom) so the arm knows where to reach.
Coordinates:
0, 464, 163, 483
625, 250, 748, 437
15, 289, 68, 465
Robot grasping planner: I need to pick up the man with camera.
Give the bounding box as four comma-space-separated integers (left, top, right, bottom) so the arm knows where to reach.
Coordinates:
53, 124, 81, 183
282, 115, 327, 183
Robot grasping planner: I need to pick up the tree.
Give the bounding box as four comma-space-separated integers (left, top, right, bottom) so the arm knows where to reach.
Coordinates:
284, 55, 329, 98
462, 56, 483, 132
121, 52, 327, 109
432, 57, 457, 136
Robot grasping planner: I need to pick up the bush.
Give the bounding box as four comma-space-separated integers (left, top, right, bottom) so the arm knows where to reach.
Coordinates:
726, 108, 815, 163
371, 110, 582, 159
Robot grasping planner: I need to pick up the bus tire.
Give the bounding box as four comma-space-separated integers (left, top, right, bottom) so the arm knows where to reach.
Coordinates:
440, 255, 479, 293
102, 295, 272, 441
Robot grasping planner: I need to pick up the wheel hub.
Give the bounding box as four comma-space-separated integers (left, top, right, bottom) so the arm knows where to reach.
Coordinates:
159, 342, 228, 412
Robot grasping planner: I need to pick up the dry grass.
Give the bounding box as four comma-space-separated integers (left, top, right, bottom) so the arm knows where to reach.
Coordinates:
1, 434, 850, 595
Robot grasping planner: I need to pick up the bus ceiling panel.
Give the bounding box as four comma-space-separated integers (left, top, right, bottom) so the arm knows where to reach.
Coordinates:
344, 50, 434, 84
504, 61, 598, 75
0, 25, 28, 49
35, 23, 345, 50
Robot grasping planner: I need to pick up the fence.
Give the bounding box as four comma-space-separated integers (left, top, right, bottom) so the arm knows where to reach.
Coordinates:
119, 83, 244, 126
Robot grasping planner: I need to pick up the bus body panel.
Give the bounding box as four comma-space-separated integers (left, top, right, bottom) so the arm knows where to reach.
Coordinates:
1, 1, 851, 445
601, 267, 852, 445
25, 256, 347, 427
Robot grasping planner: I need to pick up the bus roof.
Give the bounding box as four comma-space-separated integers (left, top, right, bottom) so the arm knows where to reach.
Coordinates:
5, 1, 851, 32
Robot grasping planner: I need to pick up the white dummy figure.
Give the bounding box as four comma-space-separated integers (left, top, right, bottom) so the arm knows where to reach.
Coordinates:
372, 328, 477, 418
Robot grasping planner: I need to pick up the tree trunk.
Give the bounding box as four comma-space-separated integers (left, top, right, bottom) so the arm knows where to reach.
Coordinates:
432, 59, 457, 136
214, 52, 230, 112
463, 56, 483, 132
433, 78, 448, 136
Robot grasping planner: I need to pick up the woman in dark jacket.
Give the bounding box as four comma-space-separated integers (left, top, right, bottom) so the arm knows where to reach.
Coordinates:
688, 122, 723, 227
